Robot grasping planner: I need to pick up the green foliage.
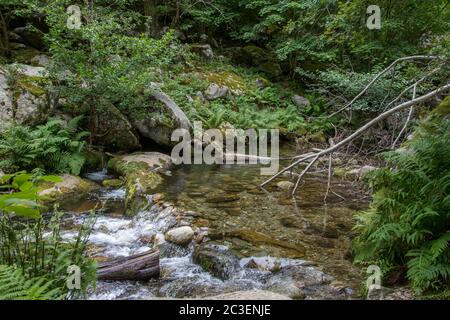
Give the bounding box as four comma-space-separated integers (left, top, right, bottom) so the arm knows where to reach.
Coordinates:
354, 118, 450, 294
0, 171, 61, 218
0, 117, 88, 175
0, 265, 63, 300
0, 211, 97, 299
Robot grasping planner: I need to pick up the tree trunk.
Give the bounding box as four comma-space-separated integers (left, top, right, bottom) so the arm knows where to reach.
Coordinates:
97, 248, 160, 281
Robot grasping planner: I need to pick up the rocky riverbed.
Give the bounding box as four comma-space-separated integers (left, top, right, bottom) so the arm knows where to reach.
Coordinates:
52, 148, 378, 300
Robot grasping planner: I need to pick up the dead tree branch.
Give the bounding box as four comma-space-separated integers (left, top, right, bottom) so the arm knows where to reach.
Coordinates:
327, 55, 441, 118
261, 83, 450, 195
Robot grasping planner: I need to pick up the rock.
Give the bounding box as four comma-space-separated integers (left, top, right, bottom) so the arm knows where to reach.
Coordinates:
10, 45, 41, 64
291, 95, 310, 109
259, 61, 282, 78
193, 243, 240, 280
13, 27, 45, 50
209, 229, 306, 258
154, 233, 166, 246
131, 86, 191, 148
38, 174, 100, 208
203, 71, 247, 95
347, 165, 377, 179
108, 153, 170, 215
96, 104, 140, 152
30, 54, 49, 67
116, 152, 173, 171
204, 83, 229, 100
165, 226, 194, 245
102, 179, 123, 188
208, 290, 291, 300
238, 45, 282, 78
276, 181, 295, 191
0, 64, 48, 130
265, 278, 306, 299
255, 77, 271, 89
190, 44, 214, 59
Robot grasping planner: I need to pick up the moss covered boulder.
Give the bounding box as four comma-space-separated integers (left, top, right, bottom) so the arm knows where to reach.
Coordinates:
108, 152, 172, 215
231, 45, 283, 79
37, 174, 100, 209
0, 64, 48, 130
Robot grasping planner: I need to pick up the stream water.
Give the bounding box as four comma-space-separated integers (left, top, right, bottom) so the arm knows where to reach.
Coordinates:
61, 144, 369, 300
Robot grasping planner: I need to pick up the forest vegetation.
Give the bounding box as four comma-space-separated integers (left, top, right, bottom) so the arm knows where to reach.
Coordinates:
0, 0, 448, 300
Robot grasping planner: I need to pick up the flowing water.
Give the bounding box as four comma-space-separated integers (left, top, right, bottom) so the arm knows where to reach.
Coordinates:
63, 144, 370, 299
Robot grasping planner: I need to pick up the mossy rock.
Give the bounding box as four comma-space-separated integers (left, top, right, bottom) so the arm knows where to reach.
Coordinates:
242, 45, 269, 65
203, 71, 248, 95
102, 179, 123, 188
37, 174, 100, 209
107, 152, 171, 215
192, 243, 240, 280
259, 61, 282, 78
10, 46, 41, 64
17, 74, 47, 97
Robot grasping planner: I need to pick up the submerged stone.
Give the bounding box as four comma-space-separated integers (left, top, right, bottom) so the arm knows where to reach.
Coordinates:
193, 243, 240, 280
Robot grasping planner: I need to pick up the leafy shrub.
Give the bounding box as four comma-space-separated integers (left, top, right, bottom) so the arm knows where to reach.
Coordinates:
0, 117, 89, 175
354, 117, 450, 294
0, 171, 61, 218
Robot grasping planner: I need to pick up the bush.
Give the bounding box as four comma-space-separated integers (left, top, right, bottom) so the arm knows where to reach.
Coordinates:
0, 117, 89, 175
353, 117, 450, 295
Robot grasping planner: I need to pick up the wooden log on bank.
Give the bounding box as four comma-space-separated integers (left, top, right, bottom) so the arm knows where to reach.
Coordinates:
97, 248, 160, 281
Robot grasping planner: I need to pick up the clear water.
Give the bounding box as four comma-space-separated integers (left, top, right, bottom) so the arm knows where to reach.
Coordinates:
65, 144, 369, 299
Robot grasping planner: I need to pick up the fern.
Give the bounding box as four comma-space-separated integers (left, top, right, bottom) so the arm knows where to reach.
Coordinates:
354, 117, 450, 295
0, 265, 63, 300
0, 117, 89, 175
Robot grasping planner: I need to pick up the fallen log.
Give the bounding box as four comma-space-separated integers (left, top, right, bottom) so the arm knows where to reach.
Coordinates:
97, 248, 160, 281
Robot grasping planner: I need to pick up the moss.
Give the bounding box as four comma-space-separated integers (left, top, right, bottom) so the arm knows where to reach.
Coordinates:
259, 61, 282, 78
242, 45, 268, 65
204, 71, 248, 94
102, 179, 123, 188
108, 156, 164, 215
37, 175, 100, 209
17, 75, 47, 97
10, 47, 40, 64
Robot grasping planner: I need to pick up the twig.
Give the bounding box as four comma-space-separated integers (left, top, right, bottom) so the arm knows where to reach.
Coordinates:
391, 84, 417, 148
292, 155, 319, 196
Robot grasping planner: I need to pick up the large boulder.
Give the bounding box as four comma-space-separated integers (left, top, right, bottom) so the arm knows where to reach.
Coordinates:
0, 64, 48, 130
231, 45, 282, 78
12, 27, 45, 50
96, 104, 140, 152
130, 85, 192, 148
108, 152, 172, 215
